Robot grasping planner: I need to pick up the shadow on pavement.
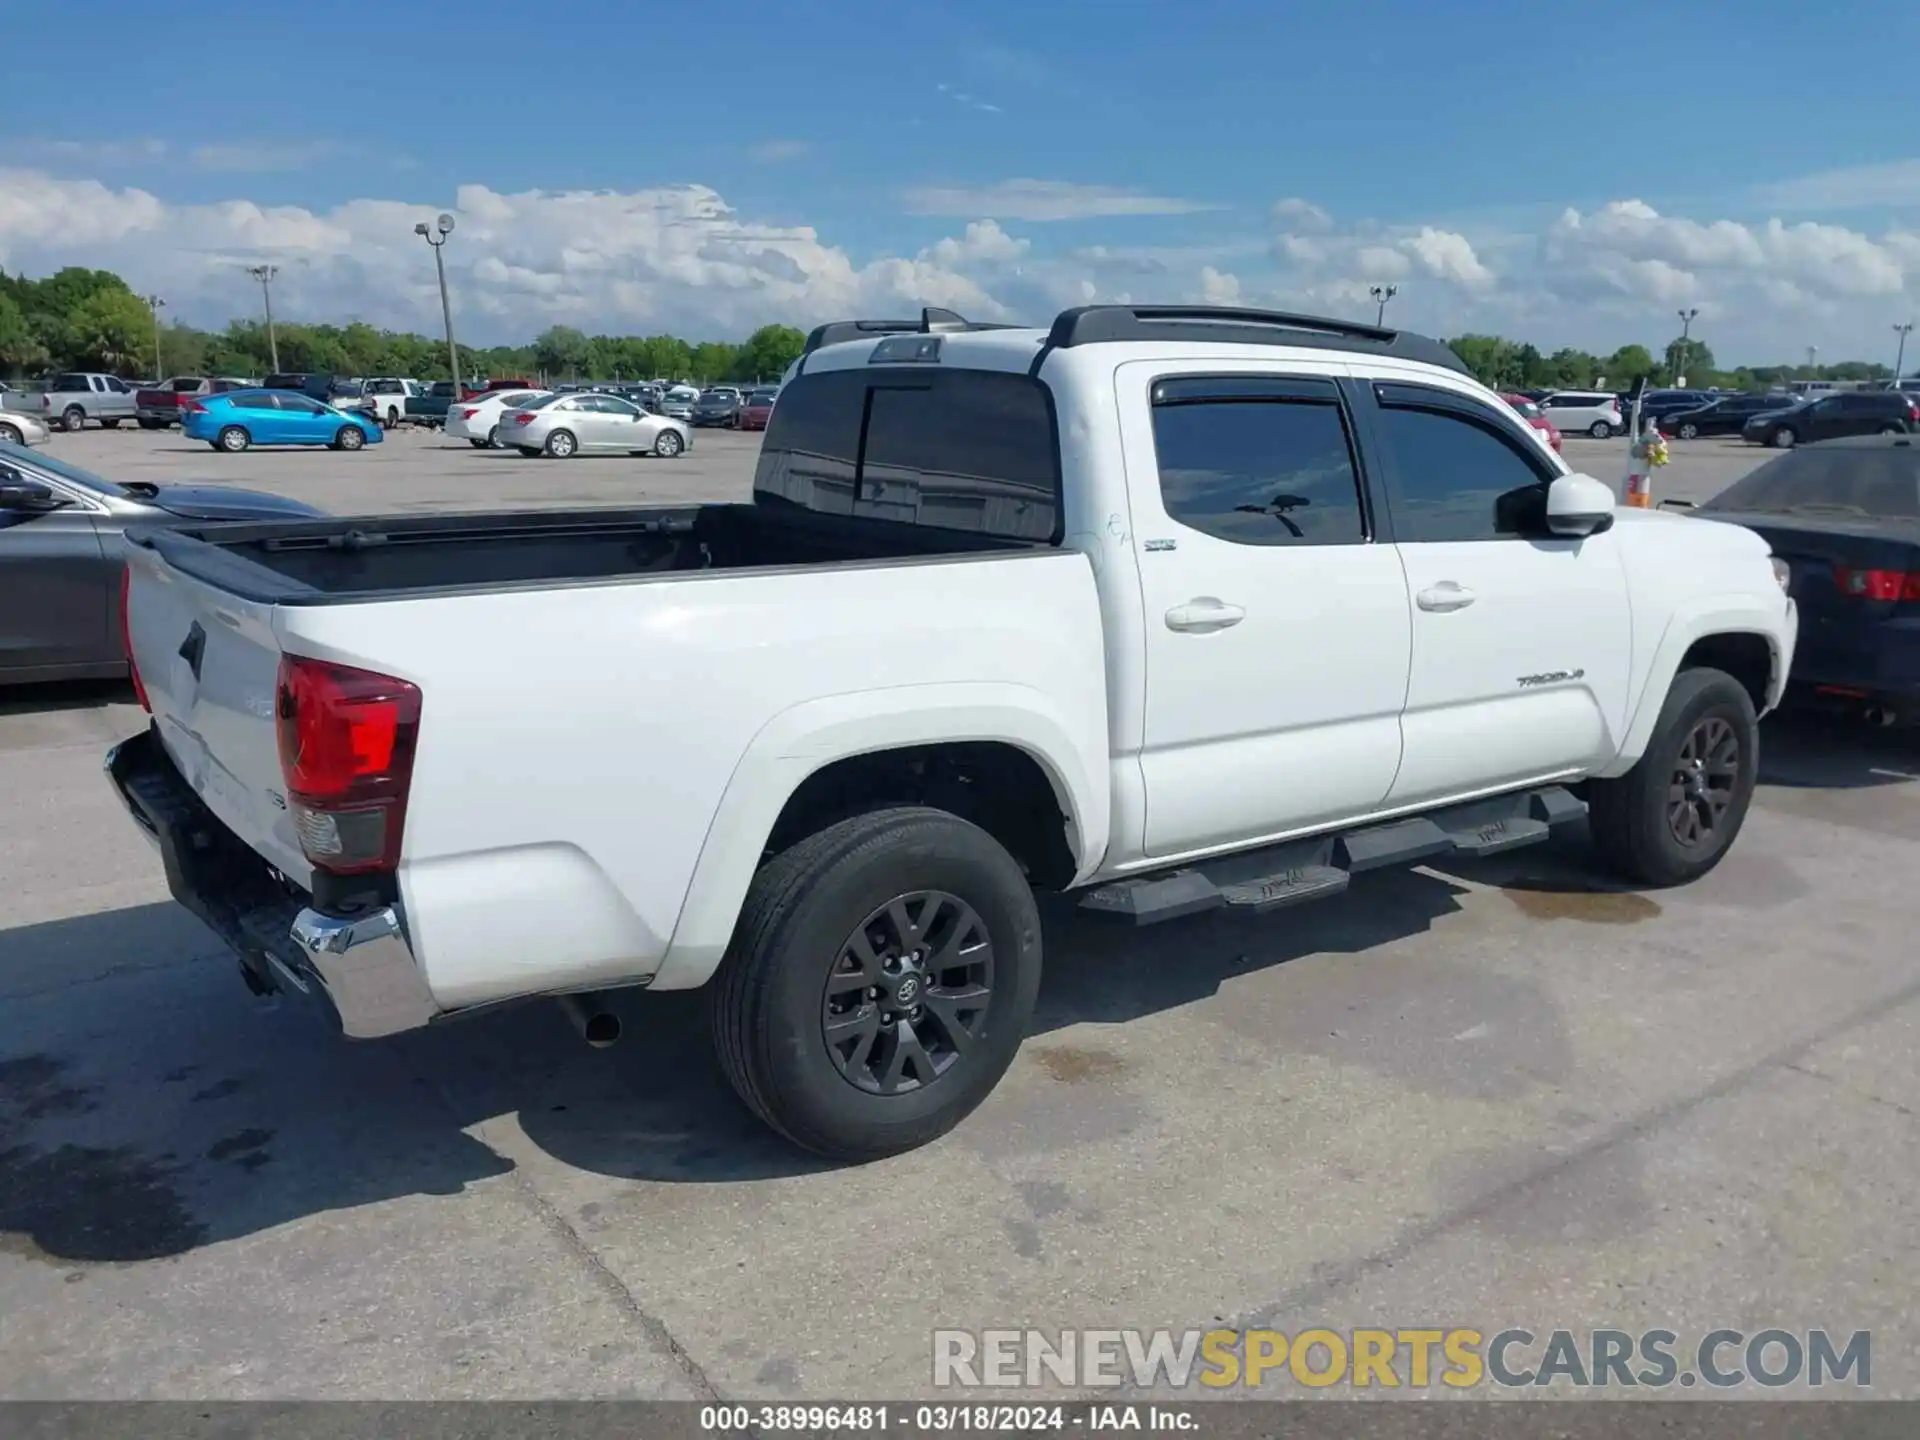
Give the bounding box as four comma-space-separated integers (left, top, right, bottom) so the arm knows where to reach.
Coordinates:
1759, 706, 1920, 789
0, 678, 135, 717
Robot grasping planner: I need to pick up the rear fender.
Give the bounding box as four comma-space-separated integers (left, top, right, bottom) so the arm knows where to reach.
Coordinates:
648, 682, 1107, 990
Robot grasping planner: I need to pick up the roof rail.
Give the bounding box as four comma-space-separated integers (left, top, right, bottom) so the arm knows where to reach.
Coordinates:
1039, 304, 1471, 377
799, 307, 1021, 358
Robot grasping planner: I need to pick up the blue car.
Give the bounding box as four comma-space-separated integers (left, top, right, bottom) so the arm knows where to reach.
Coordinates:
182, 388, 384, 453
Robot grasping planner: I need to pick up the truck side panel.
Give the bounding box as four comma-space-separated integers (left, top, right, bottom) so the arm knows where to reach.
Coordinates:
274, 549, 1110, 1009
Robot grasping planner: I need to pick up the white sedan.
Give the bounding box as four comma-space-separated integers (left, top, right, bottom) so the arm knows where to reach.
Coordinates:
445, 389, 551, 448
0, 408, 52, 447
495, 392, 691, 459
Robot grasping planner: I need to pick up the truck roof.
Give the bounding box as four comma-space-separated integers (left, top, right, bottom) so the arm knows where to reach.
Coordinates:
795, 303, 1473, 382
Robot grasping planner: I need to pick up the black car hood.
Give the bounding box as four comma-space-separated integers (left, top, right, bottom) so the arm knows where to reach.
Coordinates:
141, 485, 325, 521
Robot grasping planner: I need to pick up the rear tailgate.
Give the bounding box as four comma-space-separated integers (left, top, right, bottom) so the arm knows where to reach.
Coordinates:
123, 544, 312, 888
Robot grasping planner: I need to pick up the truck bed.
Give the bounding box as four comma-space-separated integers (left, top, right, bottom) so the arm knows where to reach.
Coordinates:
129, 501, 1040, 604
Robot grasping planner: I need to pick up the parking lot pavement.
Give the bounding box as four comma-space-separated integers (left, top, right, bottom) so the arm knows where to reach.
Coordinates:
7, 424, 1917, 1401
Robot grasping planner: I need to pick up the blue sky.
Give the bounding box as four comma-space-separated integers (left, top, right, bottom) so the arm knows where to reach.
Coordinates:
6, 0, 1919, 363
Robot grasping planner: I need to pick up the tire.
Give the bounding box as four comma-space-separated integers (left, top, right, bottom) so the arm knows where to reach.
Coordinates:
710, 806, 1041, 1161
335, 425, 365, 451
0, 423, 19, 445
1588, 419, 1611, 439
1587, 666, 1759, 888
61, 406, 86, 432
469, 438, 488, 449
1676, 422, 1699, 440
217, 425, 250, 453
486, 424, 500, 448
545, 428, 577, 458
516, 445, 540, 457
100, 417, 121, 429
1878, 424, 1902, 436
1769, 426, 1797, 449
137, 418, 163, 430
654, 428, 684, 458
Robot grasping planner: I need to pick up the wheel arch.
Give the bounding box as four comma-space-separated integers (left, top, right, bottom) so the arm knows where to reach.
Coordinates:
1598, 610, 1790, 779
648, 685, 1108, 990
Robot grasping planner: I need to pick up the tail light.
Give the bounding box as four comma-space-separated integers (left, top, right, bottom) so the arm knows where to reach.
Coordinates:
457, 407, 480, 420
119, 565, 150, 712
511, 412, 535, 425
182, 400, 206, 416
1833, 566, 1920, 602
275, 655, 422, 876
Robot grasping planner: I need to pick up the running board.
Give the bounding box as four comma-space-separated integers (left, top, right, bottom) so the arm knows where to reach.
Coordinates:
1079, 785, 1587, 925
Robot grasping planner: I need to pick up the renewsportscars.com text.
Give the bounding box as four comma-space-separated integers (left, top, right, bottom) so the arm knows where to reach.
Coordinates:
932, 1327, 1871, 1391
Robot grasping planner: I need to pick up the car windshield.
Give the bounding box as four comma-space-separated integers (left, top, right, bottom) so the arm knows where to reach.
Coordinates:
1507, 398, 1542, 419
1705, 445, 1920, 519
2, 444, 127, 497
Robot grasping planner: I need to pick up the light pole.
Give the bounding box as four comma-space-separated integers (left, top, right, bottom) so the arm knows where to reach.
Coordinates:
1895, 322, 1914, 382
145, 295, 166, 380
245, 265, 280, 373
1369, 283, 1398, 327
1674, 306, 1698, 385
1805, 345, 1818, 378
415, 213, 461, 396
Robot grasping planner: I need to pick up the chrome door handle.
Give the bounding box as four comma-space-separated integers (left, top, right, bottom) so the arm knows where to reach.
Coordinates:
1165, 597, 1246, 632
1416, 582, 1477, 613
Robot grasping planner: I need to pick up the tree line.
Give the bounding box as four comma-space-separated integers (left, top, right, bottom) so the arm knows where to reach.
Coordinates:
0, 263, 1896, 394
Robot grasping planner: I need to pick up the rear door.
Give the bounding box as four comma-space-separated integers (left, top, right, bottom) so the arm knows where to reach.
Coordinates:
1117, 361, 1415, 857
0, 465, 109, 673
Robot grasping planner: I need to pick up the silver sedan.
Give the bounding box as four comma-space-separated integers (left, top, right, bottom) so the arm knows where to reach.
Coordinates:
0, 409, 52, 447
495, 393, 691, 459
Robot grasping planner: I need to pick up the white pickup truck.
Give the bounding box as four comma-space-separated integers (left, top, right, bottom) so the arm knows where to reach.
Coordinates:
107, 304, 1798, 1160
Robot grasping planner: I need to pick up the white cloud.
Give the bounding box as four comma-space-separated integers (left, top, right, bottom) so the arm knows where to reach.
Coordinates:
1198, 267, 1241, 304
748, 139, 810, 163
1355, 245, 1411, 281
1270, 197, 1332, 233
34, 137, 347, 174
923, 219, 1029, 267
902, 179, 1223, 221
1750, 158, 1920, 213
1403, 227, 1493, 288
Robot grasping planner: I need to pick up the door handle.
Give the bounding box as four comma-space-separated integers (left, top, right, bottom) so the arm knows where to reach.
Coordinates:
1165, 597, 1246, 632
1416, 582, 1476, 613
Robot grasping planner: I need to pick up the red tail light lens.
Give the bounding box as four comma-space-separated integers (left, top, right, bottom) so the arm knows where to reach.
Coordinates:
119, 565, 150, 712
458, 407, 480, 420
275, 655, 422, 875
512, 412, 535, 424
182, 400, 205, 415
1833, 566, 1920, 602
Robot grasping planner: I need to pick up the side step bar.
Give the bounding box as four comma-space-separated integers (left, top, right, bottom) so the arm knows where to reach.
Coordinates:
1079, 786, 1586, 925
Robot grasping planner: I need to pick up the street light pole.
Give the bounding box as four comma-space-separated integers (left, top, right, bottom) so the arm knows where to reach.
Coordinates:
1369, 283, 1398, 327
1674, 306, 1698, 385
1894, 322, 1914, 382
145, 295, 166, 380
245, 265, 280, 373
415, 214, 461, 396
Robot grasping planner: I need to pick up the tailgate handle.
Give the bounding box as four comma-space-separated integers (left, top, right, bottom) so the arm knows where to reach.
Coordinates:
178, 621, 206, 681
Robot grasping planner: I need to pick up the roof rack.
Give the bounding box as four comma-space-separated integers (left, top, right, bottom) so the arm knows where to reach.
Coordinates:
799, 307, 1021, 358
1039, 304, 1471, 377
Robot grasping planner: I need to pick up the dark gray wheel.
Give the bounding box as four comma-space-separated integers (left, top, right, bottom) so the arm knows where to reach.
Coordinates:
469, 438, 488, 449
545, 428, 577, 458
1676, 422, 1699, 440
217, 425, 250, 453
61, 406, 85, 432
711, 806, 1040, 1160
654, 428, 684, 458
0, 423, 20, 445
1769, 425, 1797, 449
486, 424, 501, 448
335, 425, 365, 451
1588, 667, 1758, 887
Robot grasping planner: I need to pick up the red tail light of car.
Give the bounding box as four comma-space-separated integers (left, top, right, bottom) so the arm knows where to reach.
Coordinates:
457, 407, 480, 420
275, 655, 422, 875
1833, 566, 1920, 603
511, 412, 536, 425
182, 401, 206, 416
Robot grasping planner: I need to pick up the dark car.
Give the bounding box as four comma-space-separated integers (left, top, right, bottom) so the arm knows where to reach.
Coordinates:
1633, 390, 1714, 423
1743, 390, 1919, 449
263, 372, 338, 403
690, 387, 744, 427
1685, 436, 1920, 721
737, 387, 777, 432
1665, 393, 1797, 440
0, 442, 324, 684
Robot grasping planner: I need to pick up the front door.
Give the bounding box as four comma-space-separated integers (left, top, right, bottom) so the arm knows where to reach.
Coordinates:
1118, 361, 1415, 859
1356, 380, 1632, 806
275, 394, 333, 442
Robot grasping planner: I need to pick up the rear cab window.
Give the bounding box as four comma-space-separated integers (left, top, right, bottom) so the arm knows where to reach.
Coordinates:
754, 366, 1061, 541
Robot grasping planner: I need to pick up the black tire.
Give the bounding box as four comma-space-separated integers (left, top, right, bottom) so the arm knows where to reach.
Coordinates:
0, 423, 19, 445
1676, 422, 1698, 440
1769, 425, 1797, 449
545, 428, 577, 458
654, 428, 684, 458
710, 806, 1041, 1161
469, 438, 488, 449
137, 417, 164, 430
486, 424, 500, 448
217, 425, 250, 453
100, 417, 121, 429
1587, 666, 1758, 888
61, 406, 85, 432
334, 425, 365, 451
1878, 424, 1902, 436
516, 445, 540, 457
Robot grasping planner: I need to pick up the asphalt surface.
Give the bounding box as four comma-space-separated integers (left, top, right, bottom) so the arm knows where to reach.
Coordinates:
5, 425, 1918, 1402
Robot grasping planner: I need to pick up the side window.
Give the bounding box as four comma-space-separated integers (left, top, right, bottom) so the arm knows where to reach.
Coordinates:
280, 395, 325, 414
1148, 379, 1367, 547
233, 394, 280, 410
1373, 385, 1556, 543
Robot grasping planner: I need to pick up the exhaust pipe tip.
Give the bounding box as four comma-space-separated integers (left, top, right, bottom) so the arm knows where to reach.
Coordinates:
557, 992, 621, 1049
1864, 704, 1898, 728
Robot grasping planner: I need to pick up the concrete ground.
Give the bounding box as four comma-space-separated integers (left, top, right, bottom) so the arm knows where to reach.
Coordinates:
5, 423, 1917, 1401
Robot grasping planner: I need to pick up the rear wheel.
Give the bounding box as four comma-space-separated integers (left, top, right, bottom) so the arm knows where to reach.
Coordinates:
100, 417, 121, 429
1588, 667, 1758, 887
1769, 425, 1797, 448
710, 806, 1041, 1160
335, 425, 365, 451
486, 424, 501, 448
61, 406, 86, 432
1878, 424, 1902, 435
545, 428, 577, 458
137, 417, 164, 430
1588, 419, 1611, 439
468, 438, 488, 449
217, 425, 250, 453
1676, 422, 1699, 440
654, 429, 684, 458
0, 423, 20, 445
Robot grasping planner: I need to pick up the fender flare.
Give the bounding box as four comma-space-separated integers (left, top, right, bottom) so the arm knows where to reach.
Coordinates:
1597, 599, 1793, 779
647, 682, 1109, 990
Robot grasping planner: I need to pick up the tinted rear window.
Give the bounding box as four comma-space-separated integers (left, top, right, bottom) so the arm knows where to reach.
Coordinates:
754, 367, 1060, 541
1707, 447, 1920, 519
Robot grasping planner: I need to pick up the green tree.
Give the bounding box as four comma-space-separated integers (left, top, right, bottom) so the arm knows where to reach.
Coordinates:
0, 292, 44, 376
532, 325, 591, 379
1661, 335, 1717, 386
65, 287, 155, 372
732, 323, 805, 383
1603, 344, 1656, 387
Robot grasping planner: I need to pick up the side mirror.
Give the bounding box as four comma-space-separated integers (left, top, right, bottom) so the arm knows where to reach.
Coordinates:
0, 479, 68, 513
1546, 472, 1615, 537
